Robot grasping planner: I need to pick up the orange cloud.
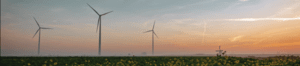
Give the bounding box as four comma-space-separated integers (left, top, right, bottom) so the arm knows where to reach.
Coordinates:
228, 35, 244, 42
224, 20, 300, 51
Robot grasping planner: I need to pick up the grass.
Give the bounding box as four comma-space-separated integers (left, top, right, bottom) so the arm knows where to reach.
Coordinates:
2, 56, 300, 66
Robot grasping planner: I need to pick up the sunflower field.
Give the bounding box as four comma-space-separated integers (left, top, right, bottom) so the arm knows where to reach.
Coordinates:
2, 56, 300, 66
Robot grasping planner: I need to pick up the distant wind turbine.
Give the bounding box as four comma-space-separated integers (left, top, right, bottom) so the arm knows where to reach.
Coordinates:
32, 17, 52, 55
144, 21, 159, 56
216, 45, 223, 55
87, 3, 113, 56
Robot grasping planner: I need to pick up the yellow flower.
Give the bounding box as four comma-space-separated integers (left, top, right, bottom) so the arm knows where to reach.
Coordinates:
223, 62, 227, 65
65, 64, 68, 66
50, 59, 53, 62
128, 61, 131, 63
234, 60, 239, 64
54, 62, 57, 65
42, 64, 46, 66
45, 61, 47, 63
28, 63, 31, 65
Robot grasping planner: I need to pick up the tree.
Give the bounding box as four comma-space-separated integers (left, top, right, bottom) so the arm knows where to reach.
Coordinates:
217, 51, 227, 57
222, 51, 227, 56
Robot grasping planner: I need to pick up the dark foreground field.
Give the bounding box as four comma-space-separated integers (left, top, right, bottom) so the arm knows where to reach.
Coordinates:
2, 56, 300, 66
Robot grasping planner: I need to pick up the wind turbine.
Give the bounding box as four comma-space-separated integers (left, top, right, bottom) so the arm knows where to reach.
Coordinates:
216, 45, 223, 56
87, 3, 113, 56
32, 17, 52, 55
144, 21, 159, 56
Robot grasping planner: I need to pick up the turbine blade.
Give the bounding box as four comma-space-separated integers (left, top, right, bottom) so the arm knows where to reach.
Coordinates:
87, 3, 100, 15
96, 17, 100, 33
33, 17, 40, 27
153, 31, 158, 38
41, 27, 52, 29
143, 30, 152, 33
33, 29, 40, 38
152, 21, 155, 30
101, 11, 113, 16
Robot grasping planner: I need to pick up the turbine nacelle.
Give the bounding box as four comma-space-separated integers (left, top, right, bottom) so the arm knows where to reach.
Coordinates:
32, 17, 53, 38
144, 21, 158, 38
87, 3, 113, 33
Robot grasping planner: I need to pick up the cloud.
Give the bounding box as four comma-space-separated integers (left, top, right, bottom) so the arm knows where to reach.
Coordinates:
226, 22, 300, 49
228, 35, 244, 42
141, 19, 156, 29
269, 1, 300, 17
171, 18, 194, 24
239, 0, 249, 2
225, 17, 300, 21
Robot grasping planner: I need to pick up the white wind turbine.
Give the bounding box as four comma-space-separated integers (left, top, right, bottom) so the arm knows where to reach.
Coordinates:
32, 17, 52, 55
144, 21, 159, 56
87, 3, 113, 56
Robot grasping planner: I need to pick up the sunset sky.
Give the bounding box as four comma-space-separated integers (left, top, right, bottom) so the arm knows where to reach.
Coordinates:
1, 0, 300, 56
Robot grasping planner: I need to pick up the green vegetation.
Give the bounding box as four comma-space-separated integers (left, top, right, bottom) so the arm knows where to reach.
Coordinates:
2, 56, 300, 66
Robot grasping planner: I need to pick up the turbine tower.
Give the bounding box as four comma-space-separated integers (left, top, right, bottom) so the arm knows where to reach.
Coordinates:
32, 17, 52, 55
87, 3, 113, 56
144, 21, 158, 56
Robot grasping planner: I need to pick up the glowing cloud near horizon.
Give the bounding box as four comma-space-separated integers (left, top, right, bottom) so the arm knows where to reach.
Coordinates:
226, 17, 300, 21
229, 35, 243, 42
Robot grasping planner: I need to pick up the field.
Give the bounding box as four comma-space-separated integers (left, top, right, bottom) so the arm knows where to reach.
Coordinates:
2, 56, 300, 66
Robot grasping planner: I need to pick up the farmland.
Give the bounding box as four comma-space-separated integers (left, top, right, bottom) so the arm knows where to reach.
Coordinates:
2, 55, 300, 66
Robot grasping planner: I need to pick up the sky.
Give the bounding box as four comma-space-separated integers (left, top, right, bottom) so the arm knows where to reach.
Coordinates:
1, 0, 300, 56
